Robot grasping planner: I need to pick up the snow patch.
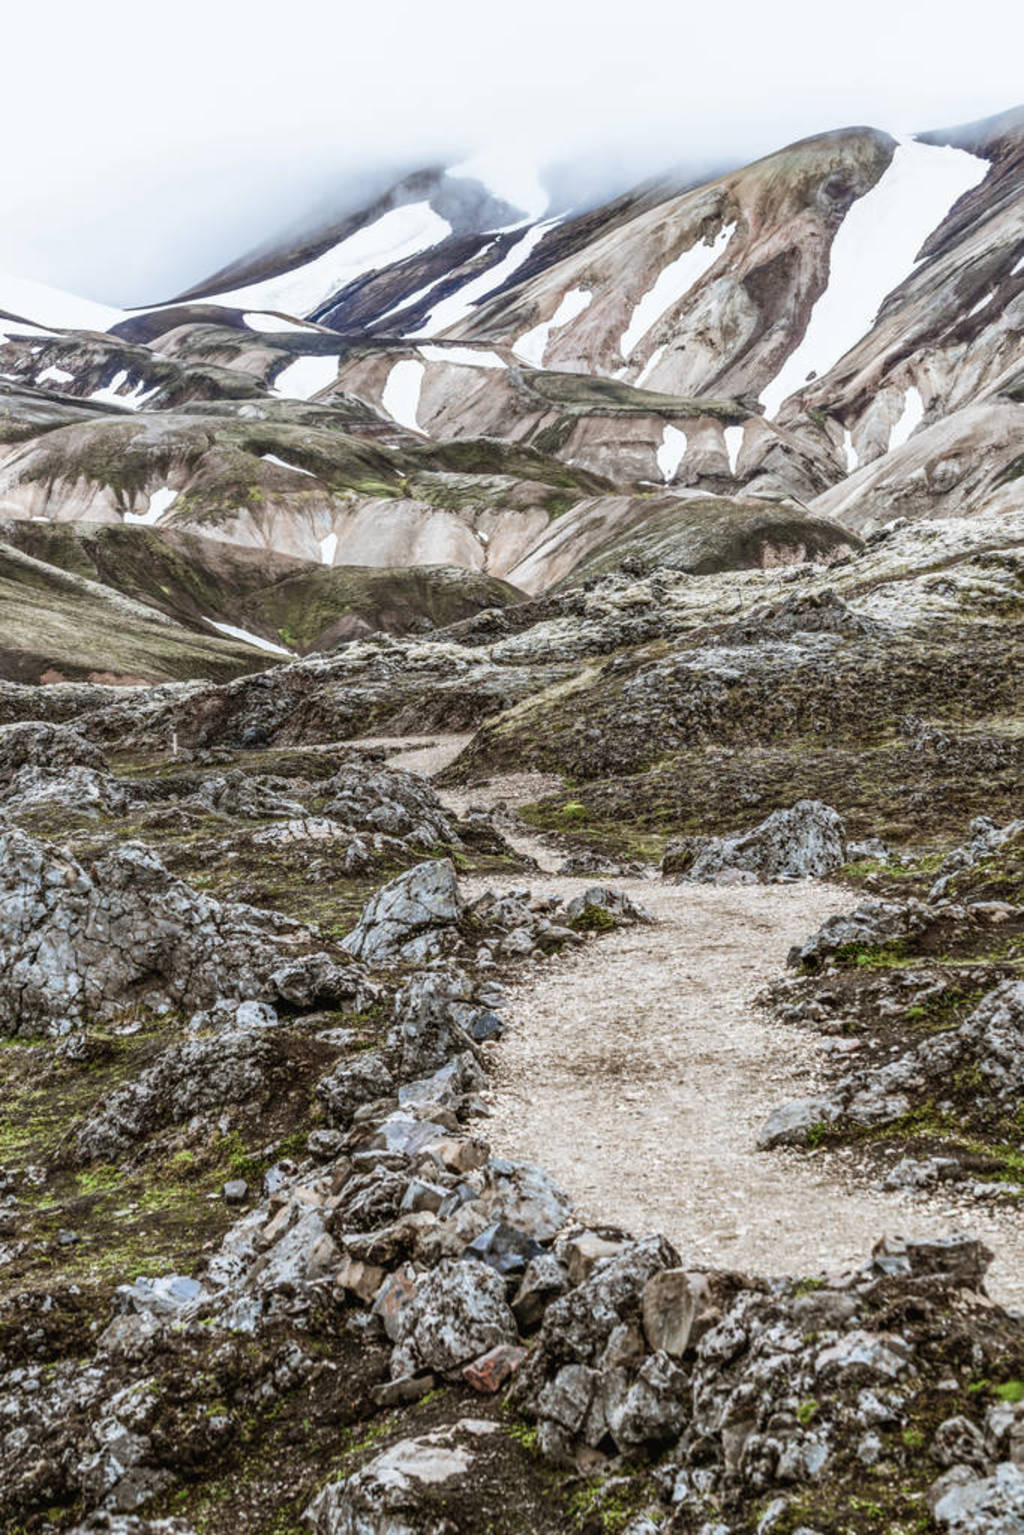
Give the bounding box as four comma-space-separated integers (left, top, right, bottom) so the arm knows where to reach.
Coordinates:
620, 223, 736, 360
888, 386, 925, 451
760, 139, 989, 417
513, 286, 592, 367
319, 532, 338, 566
656, 425, 688, 482
261, 453, 316, 477
204, 619, 292, 656
724, 425, 745, 477
382, 359, 426, 434
274, 355, 337, 400
88, 371, 159, 410
243, 311, 321, 333
418, 345, 507, 369
634, 344, 666, 389
0, 271, 123, 333
968, 291, 994, 317
37, 365, 74, 385
202, 202, 452, 317
410, 221, 555, 337
843, 429, 859, 473
125, 487, 177, 526
1012, 254, 1024, 277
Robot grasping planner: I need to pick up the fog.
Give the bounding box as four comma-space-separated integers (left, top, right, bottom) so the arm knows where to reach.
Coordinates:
3, 0, 1023, 305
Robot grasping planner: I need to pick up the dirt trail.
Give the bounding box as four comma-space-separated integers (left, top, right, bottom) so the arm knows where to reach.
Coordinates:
360, 733, 1024, 1306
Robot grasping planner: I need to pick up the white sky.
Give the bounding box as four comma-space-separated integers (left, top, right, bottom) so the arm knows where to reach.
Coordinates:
3, 0, 1022, 305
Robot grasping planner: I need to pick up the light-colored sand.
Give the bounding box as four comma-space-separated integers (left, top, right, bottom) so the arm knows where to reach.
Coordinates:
368, 733, 1024, 1306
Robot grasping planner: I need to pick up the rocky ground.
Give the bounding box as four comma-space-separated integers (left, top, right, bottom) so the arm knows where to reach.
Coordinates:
0, 542, 1022, 1535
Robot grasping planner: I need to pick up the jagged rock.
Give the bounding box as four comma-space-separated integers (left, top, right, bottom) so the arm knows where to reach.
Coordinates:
762, 983, 1024, 1146
604, 1350, 689, 1448
342, 859, 462, 964
397, 1052, 486, 1111
2, 764, 132, 820
113, 1274, 204, 1317
322, 764, 462, 848
667, 800, 846, 885
269, 953, 377, 1010
869, 1233, 994, 1289
564, 885, 656, 927
931, 1415, 990, 1471
473, 1159, 573, 1243
318, 1052, 396, 1124
0, 720, 106, 783
512, 1253, 570, 1330
76, 1032, 277, 1160
304, 1419, 500, 1535
180, 771, 304, 820
930, 1462, 1024, 1532
389, 1258, 519, 1378
757, 1094, 843, 1148
389, 966, 491, 1076
516, 1233, 682, 1403
787, 897, 931, 970
930, 816, 1024, 902
0, 827, 309, 1033
464, 1221, 543, 1277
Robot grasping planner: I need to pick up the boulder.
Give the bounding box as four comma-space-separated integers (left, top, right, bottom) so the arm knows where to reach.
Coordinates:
787, 897, 930, 970
318, 1052, 396, 1125
757, 1096, 842, 1150
473, 1159, 573, 1244
305, 1419, 499, 1535
0, 720, 106, 783
389, 1258, 519, 1378
389, 966, 490, 1076
564, 886, 656, 928
0, 828, 308, 1033
668, 800, 846, 885
342, 860, 462, 965
930, 1462, 1024, 1532
75, 1032, 277, 1161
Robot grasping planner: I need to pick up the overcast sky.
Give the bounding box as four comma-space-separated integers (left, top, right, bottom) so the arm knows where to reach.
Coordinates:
4, 0, 1023, 305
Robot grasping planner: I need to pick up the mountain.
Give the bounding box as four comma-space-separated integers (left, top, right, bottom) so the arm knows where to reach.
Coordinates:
0, 106, 1022, 674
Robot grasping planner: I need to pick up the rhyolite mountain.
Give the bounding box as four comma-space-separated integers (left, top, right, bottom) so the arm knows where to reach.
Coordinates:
0, 104, 1022, 680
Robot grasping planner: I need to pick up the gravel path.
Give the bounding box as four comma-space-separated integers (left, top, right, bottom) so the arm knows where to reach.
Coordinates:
363, 733, 1024, 1306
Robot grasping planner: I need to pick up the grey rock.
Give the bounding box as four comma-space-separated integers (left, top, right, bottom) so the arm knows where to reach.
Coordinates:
512, 1252, 570, 1330
318, 1052, 395, 1125
0, 828, 307, 1034
756, 1096, 841, 1149
473, 1158, 573, 1243
563, 885, 656, 926
669, 801, 846, 885
930, 1462, 1024, 1532
389, 1258, 519, 1378
788, 896, 930, 970
305, 1419, 499, 1535
342, 859, 462, 965
76, 1031, 276, 1161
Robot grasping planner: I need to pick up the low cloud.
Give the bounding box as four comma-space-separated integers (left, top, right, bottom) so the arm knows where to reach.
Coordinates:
3, 0, 1022, 304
